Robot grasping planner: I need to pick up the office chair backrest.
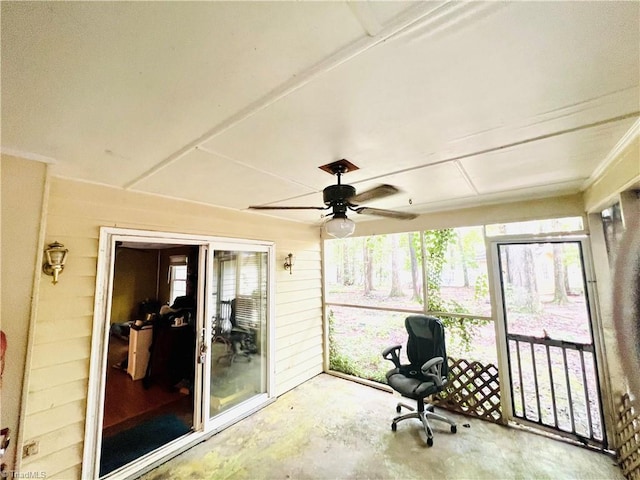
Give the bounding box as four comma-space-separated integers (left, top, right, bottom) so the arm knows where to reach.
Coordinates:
405, 315, 448, 378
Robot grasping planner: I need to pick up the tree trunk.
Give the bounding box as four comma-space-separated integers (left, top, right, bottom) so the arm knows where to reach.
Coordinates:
457, 234, 469, 287
407, 233, 421, 301
563, 263, 571, 296
389, 235, 403, 297
364, 238, 373, 295
342, 242, 352, 286
336, 242, 343, 285
552, 243, 569, 304
524, 247, 538, 295
505, 244, 540, 312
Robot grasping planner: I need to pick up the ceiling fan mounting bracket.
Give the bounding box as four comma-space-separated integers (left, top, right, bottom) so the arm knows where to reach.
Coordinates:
318, 159, 359, 176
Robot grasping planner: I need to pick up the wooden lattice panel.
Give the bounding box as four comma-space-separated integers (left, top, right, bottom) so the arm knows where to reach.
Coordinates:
433, 357, 502, 423
617, 393, 640, 480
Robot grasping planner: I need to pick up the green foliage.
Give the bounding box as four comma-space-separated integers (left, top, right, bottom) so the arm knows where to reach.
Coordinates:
407, 232, 422, 262
423, 229, 489, 351
459, 228, 482, 266
328, 308, 399, 383
328, 309, 365, 377
328, 227, 491, 378
423, 229, 455, 309
474, 273, 489, 302
440, 315, 488, 353
329, 353, 362, 377
423, 228, 459, 314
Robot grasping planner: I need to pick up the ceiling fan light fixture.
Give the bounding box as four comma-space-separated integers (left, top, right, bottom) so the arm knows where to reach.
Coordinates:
324, 213, 356, 238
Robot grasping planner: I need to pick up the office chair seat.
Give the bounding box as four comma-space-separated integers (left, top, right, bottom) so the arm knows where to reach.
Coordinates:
386, 370, 438, 399
382, 315, 457, 446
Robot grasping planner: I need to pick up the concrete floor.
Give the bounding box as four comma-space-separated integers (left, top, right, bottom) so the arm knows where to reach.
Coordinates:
142, 374, 623, 480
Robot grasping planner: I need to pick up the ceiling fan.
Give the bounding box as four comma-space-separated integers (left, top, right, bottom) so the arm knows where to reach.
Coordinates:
248, 159, 417, 238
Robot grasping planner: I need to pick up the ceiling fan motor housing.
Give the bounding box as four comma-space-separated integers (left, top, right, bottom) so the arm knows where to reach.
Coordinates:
323, 184, 356, 207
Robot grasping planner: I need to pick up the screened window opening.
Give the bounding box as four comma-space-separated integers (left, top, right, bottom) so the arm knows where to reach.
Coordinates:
325, 227, 495, 384
485, 216, 584, 237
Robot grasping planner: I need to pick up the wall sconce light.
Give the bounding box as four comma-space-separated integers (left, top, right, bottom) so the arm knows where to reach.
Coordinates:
43, 241, 68, 285
284, 253, 295, 275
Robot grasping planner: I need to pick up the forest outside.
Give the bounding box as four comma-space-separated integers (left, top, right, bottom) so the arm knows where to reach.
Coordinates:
326, 226, 494, 382
325, 219, 604, 443
325, 219, 589, 382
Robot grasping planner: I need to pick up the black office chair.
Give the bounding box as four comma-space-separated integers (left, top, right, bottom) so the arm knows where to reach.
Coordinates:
382, 315, 457, 446
216, 299, 254, 364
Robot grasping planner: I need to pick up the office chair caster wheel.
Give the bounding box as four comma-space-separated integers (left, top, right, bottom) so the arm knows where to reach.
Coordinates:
391, 422, 397, 432
427, 437, 434, 447
396, 405, 402, 413
451, 425, 457, 434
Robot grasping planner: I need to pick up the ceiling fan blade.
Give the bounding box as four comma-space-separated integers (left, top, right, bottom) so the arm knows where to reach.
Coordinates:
354, 207, 417, 220
348, 184, 399, 204
248, 205, 327, 211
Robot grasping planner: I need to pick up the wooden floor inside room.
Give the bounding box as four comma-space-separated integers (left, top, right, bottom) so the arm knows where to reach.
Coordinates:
103, 336, 192, 435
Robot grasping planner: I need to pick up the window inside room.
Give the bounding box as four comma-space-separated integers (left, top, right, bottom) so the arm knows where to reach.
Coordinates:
169, 260, 188, 304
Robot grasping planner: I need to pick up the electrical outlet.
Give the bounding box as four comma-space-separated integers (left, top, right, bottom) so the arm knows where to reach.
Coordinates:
22, 441, 39, 458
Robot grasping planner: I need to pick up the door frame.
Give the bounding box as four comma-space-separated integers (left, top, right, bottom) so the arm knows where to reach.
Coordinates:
488, 233, 610, 447
83, 227, 275, 479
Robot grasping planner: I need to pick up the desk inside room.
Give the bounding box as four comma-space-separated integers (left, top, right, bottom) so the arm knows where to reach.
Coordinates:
144, 314, 196, 389
127, 323, 153, 381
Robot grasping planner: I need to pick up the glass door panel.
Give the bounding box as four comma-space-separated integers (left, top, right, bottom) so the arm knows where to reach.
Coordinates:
209, 249, 268, 417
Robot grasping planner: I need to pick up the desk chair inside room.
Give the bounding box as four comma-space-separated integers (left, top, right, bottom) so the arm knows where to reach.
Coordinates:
216, 299, 253, 364
382, 315, 457, 446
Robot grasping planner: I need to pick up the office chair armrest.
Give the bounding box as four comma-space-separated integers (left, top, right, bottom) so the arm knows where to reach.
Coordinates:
382, 344, 403, 368
421, 356, 445, 386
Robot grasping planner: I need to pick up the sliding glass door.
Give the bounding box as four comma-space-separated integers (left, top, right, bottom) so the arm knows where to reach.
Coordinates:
87, 229, 274, 479
202, 243, 273, 430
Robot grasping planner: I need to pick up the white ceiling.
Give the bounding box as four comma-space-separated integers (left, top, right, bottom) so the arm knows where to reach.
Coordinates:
2, 1, 639, 224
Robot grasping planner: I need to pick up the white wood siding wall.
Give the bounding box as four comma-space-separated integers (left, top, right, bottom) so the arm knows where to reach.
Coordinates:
21, 177, 323, 479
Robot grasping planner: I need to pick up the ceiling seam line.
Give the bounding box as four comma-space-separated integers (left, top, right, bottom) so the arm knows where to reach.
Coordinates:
453, 160, 479, 195
399, 178, 588, 209
195, 146, 318, 192
122, 1, 460, 190
355, 111, 640, 185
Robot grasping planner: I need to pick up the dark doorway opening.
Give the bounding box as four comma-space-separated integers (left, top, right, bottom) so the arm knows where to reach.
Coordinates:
100, 243, 199, 476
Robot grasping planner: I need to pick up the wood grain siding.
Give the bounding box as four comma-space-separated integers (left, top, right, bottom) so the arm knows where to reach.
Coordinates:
1, 156, 48, 472
274, 248, 324, 395
21, 177, 322, 478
